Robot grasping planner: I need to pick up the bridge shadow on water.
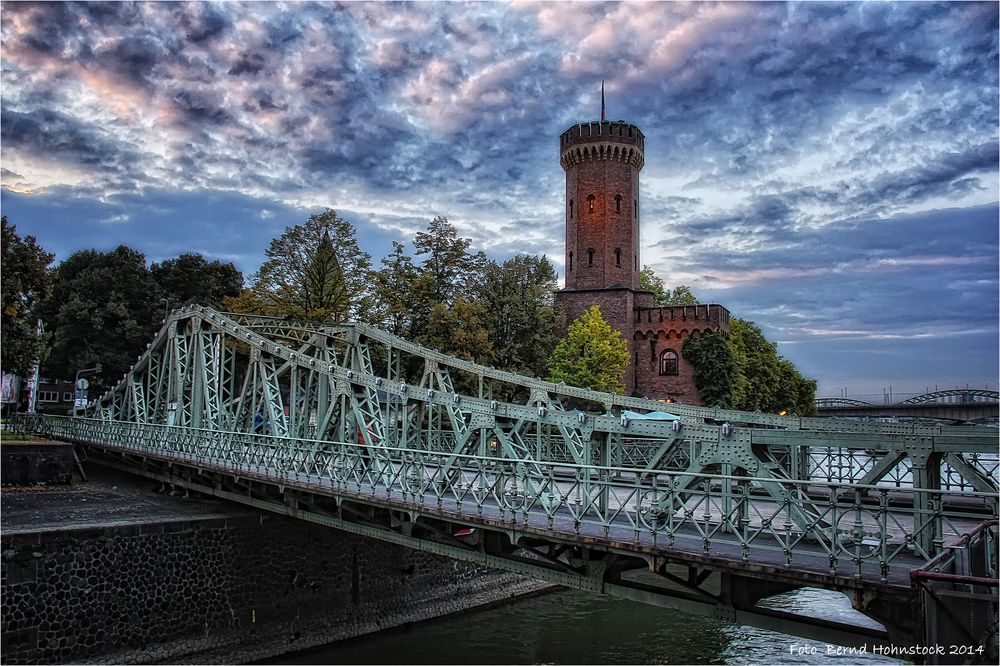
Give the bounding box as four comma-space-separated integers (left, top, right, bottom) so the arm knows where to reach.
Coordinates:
260, 587, 899, 666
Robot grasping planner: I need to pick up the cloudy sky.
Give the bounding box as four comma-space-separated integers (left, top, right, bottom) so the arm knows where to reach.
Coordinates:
2, 1, 997, 399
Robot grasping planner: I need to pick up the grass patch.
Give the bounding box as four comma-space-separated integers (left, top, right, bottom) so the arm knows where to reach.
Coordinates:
0, 430, 46, 442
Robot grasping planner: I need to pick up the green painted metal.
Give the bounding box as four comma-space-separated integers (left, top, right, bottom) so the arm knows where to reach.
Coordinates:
21, 305, 999, 624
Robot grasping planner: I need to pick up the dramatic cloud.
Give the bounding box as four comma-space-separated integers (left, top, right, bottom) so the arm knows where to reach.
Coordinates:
1, 0, 997, 397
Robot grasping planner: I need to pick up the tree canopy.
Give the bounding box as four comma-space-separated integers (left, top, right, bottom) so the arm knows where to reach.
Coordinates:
1, 217, 54, 376
233, 209, 371, 322
151, 252, 243, 310
547, 305, 630, 394
475, 254, 559, 377
38, 246, 161, 389
640, 266, 697, 306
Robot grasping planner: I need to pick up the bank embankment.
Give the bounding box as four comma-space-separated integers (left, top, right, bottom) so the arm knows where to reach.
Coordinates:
1, 461, 547, 664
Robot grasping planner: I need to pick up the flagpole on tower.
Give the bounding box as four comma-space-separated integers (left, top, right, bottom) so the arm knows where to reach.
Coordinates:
601, 80, 606, 121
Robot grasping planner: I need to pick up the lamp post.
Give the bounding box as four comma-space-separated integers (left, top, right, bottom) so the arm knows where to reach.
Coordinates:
160, 297, 174, 320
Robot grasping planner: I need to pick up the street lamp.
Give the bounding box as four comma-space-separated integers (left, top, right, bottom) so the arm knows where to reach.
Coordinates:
160, 297, 174, 320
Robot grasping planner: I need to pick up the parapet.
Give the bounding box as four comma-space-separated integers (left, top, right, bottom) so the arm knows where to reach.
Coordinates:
560, 121, 644, 171
635, 303, 731, 331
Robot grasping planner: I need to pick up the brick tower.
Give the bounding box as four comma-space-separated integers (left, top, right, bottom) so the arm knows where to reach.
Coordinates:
554, 120, 729, 403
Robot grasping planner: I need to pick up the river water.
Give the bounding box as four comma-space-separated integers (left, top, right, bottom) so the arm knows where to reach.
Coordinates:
270, 587, 901, 665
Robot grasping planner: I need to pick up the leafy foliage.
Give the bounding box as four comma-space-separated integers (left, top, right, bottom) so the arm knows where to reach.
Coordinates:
639, 266, 697, 306
547, 305, 630, 394
236, 209, 371, 322
475, 255, 559, 377
39, 246, 160, 390
422, 297, 493, 363
368, 241, 419, 336
151, 252, 243, 310
682, 331, 737, 407
1, 217, 54, 376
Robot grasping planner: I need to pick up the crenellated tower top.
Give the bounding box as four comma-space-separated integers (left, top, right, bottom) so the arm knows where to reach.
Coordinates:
560, 121, 645, 171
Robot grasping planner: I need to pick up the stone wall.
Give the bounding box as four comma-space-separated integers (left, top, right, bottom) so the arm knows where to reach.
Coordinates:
1, 443, 74, 486
1, 513, 545, 664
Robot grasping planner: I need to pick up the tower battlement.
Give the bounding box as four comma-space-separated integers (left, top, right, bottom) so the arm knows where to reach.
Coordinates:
560, 121, 645, 170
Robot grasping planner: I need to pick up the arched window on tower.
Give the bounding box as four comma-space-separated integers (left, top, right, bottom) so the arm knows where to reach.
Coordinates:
587, 248, 594, 267
569, 199, 574, 219
659, 349, 679, 376
615, 195, 622, 213
634, 199, 638, 219
588, 194, 595, 213
615, 248, 621, 267
568, 252, 573, 271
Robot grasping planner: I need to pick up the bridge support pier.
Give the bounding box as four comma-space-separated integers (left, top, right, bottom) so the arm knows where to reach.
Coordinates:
719, 572, 799, 609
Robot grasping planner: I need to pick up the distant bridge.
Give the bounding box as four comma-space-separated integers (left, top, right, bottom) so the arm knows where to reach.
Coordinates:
20, 306, 999, 659
816, 390, 999, 423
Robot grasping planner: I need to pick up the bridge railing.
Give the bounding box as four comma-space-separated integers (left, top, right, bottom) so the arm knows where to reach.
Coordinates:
24, 414, 999, 584
806, 447, 999, 492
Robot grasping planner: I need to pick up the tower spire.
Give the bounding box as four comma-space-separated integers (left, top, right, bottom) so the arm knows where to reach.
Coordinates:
601, 80, 605, 121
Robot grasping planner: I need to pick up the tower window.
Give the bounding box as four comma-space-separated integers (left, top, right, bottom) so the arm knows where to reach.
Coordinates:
634, 199, 638, 218
569, 199, 574, 219
615, 248, 621, 267
615, 195, 622, 213
587, 248, 594, 267
588, 194, 595, 213
659, 349, 679, 376
569, 252, 573, 271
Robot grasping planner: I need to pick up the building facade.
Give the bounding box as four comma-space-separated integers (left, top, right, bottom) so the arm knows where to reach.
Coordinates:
553, 120, 730, 404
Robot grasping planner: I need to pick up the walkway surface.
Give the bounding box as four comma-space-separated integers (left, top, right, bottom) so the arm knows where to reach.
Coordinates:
1, 461, 255, 535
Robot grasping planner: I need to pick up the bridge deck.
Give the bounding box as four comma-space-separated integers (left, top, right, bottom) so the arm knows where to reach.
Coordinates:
118, 445, 984, 592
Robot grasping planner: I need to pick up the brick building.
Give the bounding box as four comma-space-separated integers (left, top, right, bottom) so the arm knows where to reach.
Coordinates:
553, 120, 730, 404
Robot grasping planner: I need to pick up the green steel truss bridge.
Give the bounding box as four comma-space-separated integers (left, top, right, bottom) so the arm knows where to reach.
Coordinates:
23, 305, 999, 655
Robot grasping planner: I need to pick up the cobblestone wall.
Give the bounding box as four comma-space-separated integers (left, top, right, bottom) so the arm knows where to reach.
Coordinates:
1, 514, 546, 664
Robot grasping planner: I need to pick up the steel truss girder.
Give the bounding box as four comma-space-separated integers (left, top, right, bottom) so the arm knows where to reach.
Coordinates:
70, 305, 997, 558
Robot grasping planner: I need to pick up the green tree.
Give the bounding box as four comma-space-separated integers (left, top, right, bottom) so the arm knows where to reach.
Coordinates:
412, 216, 484, 305
407, 216, 486, 339
421, 297, 493, 363
639, 266, 697, 306
246, 209, 371, 321
476, 255, 558, 376
666, 285, 698, 306
682, 331, 737, 407
547, 305, 630, 394
39, 246, 160, 389
368, 241, 419, 336
727, 318, 780, 412
640, 265, 669, 306
151, 252, 243, 310
1, 217, 54, 376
